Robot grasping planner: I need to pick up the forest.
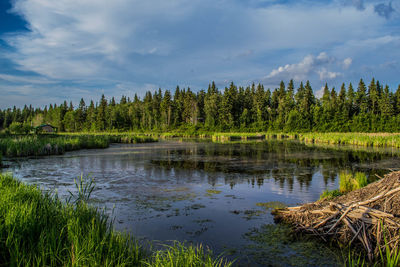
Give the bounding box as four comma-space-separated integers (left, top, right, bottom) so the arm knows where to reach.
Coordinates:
2, 78, 400, 133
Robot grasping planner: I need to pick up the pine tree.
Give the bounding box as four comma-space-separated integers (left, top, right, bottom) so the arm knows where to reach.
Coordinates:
96, 94, 107, 131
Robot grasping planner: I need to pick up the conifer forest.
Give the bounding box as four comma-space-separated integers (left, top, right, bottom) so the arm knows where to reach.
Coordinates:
2, 78, 400, 133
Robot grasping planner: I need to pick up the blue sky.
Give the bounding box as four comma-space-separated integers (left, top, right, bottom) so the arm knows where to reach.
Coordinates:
0, 0, 399, 108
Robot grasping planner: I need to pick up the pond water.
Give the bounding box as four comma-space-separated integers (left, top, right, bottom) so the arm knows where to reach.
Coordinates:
4, 139, 400, 266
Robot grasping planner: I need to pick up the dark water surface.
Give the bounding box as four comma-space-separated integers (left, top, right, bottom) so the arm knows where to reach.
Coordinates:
4, 139, 400, 266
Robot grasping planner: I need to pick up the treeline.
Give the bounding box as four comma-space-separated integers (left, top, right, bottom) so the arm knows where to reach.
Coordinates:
2, 78, 400, 133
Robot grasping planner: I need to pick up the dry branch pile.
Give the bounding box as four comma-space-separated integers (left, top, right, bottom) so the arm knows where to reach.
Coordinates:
273, 171, 400, 260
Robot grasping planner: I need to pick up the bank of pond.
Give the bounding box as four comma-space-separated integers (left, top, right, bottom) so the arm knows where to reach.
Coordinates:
0, 173, 232, 266
0, 133, 157, 158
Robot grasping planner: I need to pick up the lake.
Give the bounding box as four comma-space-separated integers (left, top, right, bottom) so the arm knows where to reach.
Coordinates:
4, 139, 400, 266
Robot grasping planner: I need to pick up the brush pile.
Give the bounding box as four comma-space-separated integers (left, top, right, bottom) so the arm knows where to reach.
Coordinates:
273, 171, 400, 260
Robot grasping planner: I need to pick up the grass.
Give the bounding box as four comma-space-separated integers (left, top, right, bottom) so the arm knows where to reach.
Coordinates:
144, 243, 233, 267
298, 132, 400, 148
256, 201, 288, 210
156, 130, 400, 149
344, 226, 400, 266
339, 171, 368, 193
0, 133, 157, 158
0, 173, 232, 266
320, 171, 368, 200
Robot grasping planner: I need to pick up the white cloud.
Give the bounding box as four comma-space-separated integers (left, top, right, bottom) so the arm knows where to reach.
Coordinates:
0, 0, 398, 108
315, 86, 325, 99
317, 68, 341, 80
265, 52, 340, 82
342, 57, 353, 69
0, 74, 56, 84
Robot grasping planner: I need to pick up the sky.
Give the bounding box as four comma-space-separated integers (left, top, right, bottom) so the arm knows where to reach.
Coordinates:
0, 0, 399, 108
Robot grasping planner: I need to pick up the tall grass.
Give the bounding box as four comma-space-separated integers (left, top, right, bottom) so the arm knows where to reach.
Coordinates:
0, 173, 232, 266
320, 171, 368, 200
339, 171, 368, 193
144, 243, 233, 267
0, 173, 143, 266
298, 132, 400, 148
0, 133, 157, 158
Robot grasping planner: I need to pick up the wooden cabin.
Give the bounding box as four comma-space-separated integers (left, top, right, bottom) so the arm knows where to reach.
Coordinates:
36, 124, 57, 133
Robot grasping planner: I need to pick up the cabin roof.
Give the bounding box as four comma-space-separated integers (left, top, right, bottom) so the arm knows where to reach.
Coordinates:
36, 124, 57, 129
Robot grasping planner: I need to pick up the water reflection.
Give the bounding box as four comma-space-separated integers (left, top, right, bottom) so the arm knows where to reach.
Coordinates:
150, 140, 391, 191
3, 139, 400, 266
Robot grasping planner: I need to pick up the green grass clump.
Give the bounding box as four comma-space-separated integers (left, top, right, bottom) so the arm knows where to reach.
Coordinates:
0, 173, 233, 266
144, 243, 233, 267
319, 189, 342, 200
256, 201, 288, 210
320, 172, 368, 200
339, 171, 368, 193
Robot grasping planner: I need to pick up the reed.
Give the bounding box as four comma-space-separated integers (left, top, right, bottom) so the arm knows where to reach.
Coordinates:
319, 172, 368, 200
339, 171, 368, 193
0, 133, 157, 158
298, 132, 400, 148
0, 173, 143, 266
0, 174, 233, 266
144, 242, 233, 267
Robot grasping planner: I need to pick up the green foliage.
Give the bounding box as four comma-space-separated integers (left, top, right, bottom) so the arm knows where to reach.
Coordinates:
3, 78, 400, 134
8, 122, 32, 134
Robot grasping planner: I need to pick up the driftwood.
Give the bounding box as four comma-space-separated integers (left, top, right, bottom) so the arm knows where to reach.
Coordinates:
273, 171, 400, 260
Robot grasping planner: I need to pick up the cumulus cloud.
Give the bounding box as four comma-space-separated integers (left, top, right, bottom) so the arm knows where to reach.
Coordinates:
0, 0, 399, 108
315, 86, 326, 99
342, 57, 353, 69
318, 68, 341, 80
264, 52, 341, 82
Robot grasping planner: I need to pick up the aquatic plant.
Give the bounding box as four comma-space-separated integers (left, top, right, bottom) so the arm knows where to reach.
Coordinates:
256, 201, 288, 210
144, 242, 233, 267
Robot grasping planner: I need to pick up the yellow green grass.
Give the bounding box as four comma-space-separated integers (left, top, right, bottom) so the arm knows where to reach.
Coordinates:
208, 132, 400, 148
0, 173, 232, 266
0, 133, 157, 157
298, 132, 400, 148
320, 171, 368, 200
